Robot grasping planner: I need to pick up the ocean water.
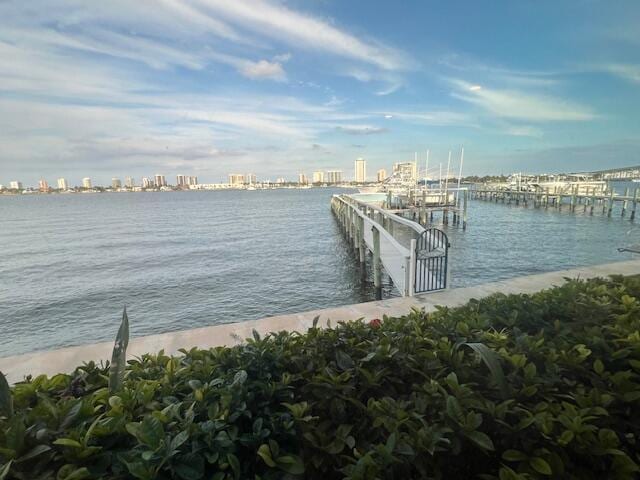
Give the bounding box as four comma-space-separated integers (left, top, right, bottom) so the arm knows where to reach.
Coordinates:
1, 184, 637, 357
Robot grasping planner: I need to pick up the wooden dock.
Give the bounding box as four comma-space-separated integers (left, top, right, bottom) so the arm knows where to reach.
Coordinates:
472, 186, 639, 220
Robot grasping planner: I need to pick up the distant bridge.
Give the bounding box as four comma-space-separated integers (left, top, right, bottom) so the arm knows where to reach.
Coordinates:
581, 165, 640, 180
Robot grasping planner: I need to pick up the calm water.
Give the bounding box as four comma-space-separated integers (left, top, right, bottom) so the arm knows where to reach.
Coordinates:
1, 184, 638, 356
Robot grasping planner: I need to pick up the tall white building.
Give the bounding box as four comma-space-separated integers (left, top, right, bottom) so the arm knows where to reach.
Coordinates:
229, 174, 245, 186
176, 175, 186, 187
154, 174, 167, 187
57, 178, 68, 190
326, 170, 343, 184
246, 173, 257, 185
298, 173, 308, 185
125, 176, 134, 188
355, 158, 366, 183
82, 177, 92, 189
312, 171, 325, 183
377, 169, 387, 182
111, 178, 122, 189
187, 176, 198, 186
38, 179, 49, 192
9, 181, 22, 190
142, 177, 152, 188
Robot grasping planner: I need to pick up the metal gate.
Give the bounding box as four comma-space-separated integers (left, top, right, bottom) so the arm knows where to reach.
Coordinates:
414, 228, 449, 293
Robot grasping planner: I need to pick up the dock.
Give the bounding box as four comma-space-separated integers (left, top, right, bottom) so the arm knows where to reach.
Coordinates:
472, 185, 639, 220
330, 193, 455, 299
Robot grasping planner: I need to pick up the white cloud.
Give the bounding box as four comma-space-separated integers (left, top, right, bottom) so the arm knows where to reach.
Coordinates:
194, 0, 409, 70
599, 64, 640, 85
239, 60, 286, 81
504, 125, 544, 137
451, 80, 595, 122
376, 110, 476, 127
336, 125, 388, 135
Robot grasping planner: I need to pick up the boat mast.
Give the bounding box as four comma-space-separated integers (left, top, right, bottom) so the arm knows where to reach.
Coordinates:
444, 150, 451, 205
425, 149, 430, 190
456, 146, 464, 204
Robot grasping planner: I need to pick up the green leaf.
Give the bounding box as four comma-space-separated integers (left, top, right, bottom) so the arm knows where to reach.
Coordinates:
53, 438, 83, 448
59, 467, 91, 480
463, 343, 508, 398
465, 430, 495, 451
109, 307, 130, 394
0, 372, 12, 419
257, 444, 277, 467
170, 430, 189, 451
16, 444, 51, 462
0, 461, 12, 480
502, 449, 527, 462
594, 359, 604, 375
174, 453, 204, 480
232, 370, 247, 387
530, 457, 552, 475
227, 453, 241, 480
335, 351, 355, 370
276, 455, 305, 475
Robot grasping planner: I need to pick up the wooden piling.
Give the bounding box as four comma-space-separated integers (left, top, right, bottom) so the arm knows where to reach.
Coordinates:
607, 189, 615, 217
462, 189, 468, 230
372, 226, 381, 300
622, 187, 629, 217
631, 188, 638, 221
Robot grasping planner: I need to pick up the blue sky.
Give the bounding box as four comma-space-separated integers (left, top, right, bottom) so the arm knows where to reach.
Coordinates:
1, 0, 639, 185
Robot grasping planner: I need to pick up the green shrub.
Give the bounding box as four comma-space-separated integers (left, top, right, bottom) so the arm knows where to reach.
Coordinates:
1, 275, 640, 479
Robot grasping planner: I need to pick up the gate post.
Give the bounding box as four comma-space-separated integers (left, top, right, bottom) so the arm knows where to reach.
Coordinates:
409, 238, 417, 296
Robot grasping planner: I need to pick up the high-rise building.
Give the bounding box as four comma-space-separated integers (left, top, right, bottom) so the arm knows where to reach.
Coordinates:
275, 177, 286, 184
111, 178, 122, 189
142, 177, 153, 188
82, 177, 92, 189
38, 179, 49, 192
393, 162, 417, 181
298, 173, 308, 185
229, 174, 245, 186
57, 178, 68, 190
246, 173, 257, 185
154, 174, 167, 187
312, 171, 325, 183
9, 181, 22, 190
125, 176, 135, 188
176, 175, 186, 187
326, 170, 343, 184
355, 158, 366, 183
187, 176, 198, 186
377, 169, 387, 182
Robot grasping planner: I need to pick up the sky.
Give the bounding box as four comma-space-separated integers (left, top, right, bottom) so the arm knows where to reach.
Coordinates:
1, 0, 639, 186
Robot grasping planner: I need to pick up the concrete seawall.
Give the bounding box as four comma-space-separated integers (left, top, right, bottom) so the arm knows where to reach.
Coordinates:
2, 259, 640, 384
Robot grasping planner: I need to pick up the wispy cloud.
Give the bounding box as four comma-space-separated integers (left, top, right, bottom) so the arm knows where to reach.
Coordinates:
336, 125, 388, 135
450, 80, 595, 122
597, 64, 640, 85
194, 0, 409, 71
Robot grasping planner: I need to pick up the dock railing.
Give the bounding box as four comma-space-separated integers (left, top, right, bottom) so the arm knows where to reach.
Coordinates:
332, 193, 451, 298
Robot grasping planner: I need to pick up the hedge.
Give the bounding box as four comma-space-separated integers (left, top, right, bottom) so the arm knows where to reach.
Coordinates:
1, 275, 640, 479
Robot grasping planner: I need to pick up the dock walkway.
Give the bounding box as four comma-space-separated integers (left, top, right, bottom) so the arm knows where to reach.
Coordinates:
473, 185, 639, 220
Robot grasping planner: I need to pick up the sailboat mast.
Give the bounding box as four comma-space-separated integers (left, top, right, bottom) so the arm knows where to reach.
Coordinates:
456, 146, 464, 204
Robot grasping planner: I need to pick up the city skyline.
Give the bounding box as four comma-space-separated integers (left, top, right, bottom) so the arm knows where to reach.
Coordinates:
1, 1, 639, 184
